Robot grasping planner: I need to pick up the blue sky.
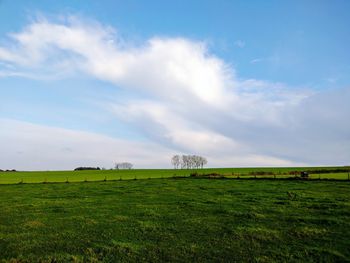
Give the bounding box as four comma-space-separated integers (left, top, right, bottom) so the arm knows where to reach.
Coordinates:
0, 0, 349, 170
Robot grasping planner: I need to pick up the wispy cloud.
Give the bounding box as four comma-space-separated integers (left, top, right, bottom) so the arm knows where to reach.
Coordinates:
0, 118, 299, 170
325, 77, 338, 83
250, 58, 263, 64
0, 118, 174, 170
0, 16, 349, 169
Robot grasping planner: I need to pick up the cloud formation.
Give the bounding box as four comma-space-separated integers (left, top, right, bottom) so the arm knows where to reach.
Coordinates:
0, 118, 173, 170
0, 118, 296, 170
0, 16, 349, 169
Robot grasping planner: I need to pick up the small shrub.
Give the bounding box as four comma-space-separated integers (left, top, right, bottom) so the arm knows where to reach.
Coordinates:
300, 171, 309, 178
74, 167, 101, 171
190, 172, 199, 177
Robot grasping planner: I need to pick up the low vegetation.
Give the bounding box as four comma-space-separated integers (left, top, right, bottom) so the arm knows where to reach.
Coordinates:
0, 178, 349, 262
0, 167, 349, 184
74, 167, 101, 171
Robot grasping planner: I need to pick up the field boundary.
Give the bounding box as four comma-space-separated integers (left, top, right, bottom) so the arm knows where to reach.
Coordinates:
1, 167, 349, 185
0, 174, 349, 186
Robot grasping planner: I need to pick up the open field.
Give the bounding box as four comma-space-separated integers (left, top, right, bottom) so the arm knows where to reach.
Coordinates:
0, 178, 349, 262
1, 167, 349, 184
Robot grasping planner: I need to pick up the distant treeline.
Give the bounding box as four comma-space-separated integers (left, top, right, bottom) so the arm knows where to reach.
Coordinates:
74, 167, 101, 171
0, 169, 17, 172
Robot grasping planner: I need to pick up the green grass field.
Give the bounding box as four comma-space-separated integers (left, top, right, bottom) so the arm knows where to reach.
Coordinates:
1, 166, 349, 184
0, 178, 350, 262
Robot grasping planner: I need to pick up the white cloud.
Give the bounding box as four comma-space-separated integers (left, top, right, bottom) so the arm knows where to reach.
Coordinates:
325, 77, 338, 83
250, 58, 263, 64
0, 16, 349, 169
0, 118, 173, 170
0, 118, 298, 170
111, 100, 242, 154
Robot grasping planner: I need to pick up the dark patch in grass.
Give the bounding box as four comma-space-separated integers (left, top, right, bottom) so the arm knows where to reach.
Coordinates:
275, 201, 287, 205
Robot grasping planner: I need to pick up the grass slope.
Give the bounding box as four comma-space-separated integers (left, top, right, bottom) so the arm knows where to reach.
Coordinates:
1, 167, 349, 184
0, 178, 349, 262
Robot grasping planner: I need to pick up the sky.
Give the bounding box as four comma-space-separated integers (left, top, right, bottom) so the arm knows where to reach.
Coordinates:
0, 0, 349, 170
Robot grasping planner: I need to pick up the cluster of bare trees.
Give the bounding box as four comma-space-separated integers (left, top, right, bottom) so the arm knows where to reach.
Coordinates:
115, 162, 133, 169
171, 155, 207, 169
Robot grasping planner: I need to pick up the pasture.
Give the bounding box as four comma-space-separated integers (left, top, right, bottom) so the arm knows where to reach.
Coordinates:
0, 177, 349, 262
0, 166, 349, 184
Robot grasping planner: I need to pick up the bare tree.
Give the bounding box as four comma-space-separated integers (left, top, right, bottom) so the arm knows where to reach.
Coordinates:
182, 155, 190, 169
193, 155, 201, 169
171, 155, 180, 169
115, 162, 133, 169
172, 155, 208, 169
200, 156, 207, 168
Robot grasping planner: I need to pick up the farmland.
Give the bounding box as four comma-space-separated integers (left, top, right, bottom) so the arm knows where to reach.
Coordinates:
0, 174, 350, 262
0, 166, 349, 184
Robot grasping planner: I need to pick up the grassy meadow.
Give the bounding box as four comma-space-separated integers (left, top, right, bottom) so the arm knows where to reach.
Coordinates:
0, 177, 350, 262
1, 166, 349, 184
